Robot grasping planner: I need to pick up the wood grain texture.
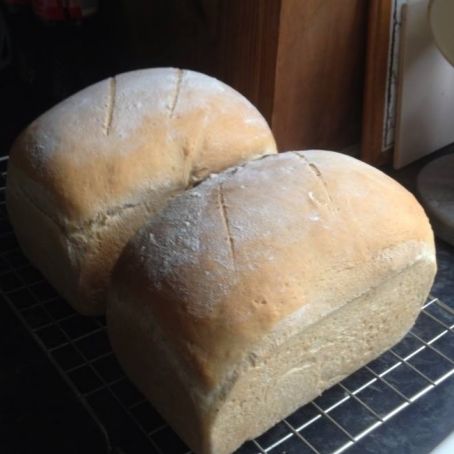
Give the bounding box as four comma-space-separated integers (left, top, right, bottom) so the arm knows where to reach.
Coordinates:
271, 0, 368, 151
216, 0, 281, 122
361, 0, 393, 166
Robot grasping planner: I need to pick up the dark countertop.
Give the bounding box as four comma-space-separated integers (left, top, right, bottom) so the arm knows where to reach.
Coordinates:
0, 293, 107, 454
349, 373, 454, 454
349, 239, 454, 454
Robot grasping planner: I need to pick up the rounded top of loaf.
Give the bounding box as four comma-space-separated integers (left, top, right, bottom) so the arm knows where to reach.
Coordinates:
109, 150, 435, 391
9, 67, 276, 224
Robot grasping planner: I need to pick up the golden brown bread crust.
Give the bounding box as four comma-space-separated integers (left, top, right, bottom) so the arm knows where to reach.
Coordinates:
6, 68, 276, 314
107, 150, 436, 453
9, 68, 276, 222
110, 150, 435, 388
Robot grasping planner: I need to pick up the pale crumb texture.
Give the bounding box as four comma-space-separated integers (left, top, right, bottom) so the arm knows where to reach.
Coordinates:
107, 150, 436, 454
6, 68, 277, 314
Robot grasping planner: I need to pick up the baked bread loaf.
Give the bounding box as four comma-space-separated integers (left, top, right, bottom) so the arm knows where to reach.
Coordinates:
6, 68, 276, 314
107, 150, 436, 454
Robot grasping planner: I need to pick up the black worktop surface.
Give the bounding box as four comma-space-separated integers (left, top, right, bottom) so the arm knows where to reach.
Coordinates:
0, 292, 108, 454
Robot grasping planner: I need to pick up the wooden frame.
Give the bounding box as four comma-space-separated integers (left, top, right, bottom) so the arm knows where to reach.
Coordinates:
119, 0, 368, 154
361, 0, 394, 166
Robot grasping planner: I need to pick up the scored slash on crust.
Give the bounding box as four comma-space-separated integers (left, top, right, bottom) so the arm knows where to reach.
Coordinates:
218, 182, 236, 271
296, 152, 336, 209
104, 76, 117, 136
169, 69, 184, 118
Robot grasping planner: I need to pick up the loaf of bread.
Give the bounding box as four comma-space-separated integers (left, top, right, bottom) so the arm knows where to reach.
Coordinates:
107, 150, 436, 454
6, 68, 276, 314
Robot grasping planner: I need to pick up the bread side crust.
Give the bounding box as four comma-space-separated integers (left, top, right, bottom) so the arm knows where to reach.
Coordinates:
7, 162, 174, 314
7, 68, 277, 313
108, 256, 435, 454
208, 258, 435, 454
6, 167, 77, 305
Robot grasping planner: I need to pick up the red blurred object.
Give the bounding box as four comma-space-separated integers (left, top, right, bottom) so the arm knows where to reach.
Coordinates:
31, 0, 98, 21
67, 0, 98, 19
32, 0, 65, 21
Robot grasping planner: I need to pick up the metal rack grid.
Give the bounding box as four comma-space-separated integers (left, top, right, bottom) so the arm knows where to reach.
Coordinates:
0, 155, 453, 454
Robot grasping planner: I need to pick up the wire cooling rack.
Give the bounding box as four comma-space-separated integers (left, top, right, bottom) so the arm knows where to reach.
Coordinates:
1, 156, 453, 454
